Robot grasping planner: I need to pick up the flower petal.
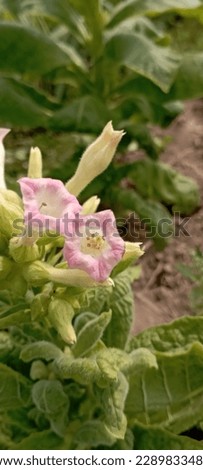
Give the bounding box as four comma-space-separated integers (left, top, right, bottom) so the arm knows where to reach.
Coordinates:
63, 210, 124, 282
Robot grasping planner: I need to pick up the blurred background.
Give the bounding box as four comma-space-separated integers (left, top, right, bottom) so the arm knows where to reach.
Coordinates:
1, 0, 203, 332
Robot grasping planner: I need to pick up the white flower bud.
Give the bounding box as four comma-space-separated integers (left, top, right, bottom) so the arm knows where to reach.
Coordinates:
81, 195, 101, 215
66, 121, 125, 196
27, 147, 43, 178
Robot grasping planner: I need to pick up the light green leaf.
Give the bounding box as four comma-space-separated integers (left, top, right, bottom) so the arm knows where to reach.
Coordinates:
74, 420, 115, 448
127, 316, 203, 353
133, 422, 203, 450
105, 32, 180, 92
104, 269, 136, 349
126, 342, 203, 434
32, 379, 69, 437
0, 22, 69, 77
100, 372, 129, 439
54, 354, 115, 386
73, 310, 112, 357
0, 363, 30, 410
20, 341, 63, 363
122, 348, 158, 375
108, 0, 201, 28
129, 158, 200, 215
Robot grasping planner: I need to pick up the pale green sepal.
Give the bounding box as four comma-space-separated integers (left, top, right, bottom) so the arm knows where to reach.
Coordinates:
9, 236, 40, 263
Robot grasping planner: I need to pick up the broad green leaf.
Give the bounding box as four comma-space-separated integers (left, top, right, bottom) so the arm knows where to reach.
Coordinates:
104, 269, 135, 349
73, 310, 112, 357
0, 363, 30, 410
170, 53, 203, 101
20, 341, 63, 363
108, 0, 202, 28
50, 96, 111, 132
129, 158, 200, 215
74, 420, 115, 448
105, 32, 180, 92
27, 0, 88, 43
32, 379, 69, 436
127, 316, 203, 353
122, 348, 158, 375
85, 287, 112, 316
99, 372, 128, 439
133, 422, 203, 450
14, 430, 62, 450
126, 342, 203, 434
0, 23, 68, 77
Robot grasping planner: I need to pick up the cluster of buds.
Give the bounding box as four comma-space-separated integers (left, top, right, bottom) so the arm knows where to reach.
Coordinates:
0, 123, 144, 344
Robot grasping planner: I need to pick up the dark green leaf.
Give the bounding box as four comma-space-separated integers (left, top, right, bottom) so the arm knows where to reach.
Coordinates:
0, 22, 69, 77
133, 422, 203, 450
50, 96, 111, 132
105, 32, 180, 92
0, 363, 30, 410
130, 158, 200, 215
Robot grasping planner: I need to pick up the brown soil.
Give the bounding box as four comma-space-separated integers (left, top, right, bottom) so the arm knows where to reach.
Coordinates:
132, 100, 203, 333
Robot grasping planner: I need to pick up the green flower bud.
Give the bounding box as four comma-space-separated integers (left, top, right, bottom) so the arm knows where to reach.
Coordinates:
27, 147, 43, 178
9, 236, 40, 263
23, 260, 51, 287
0, 194, 24, 239
0, 189, 23, 207
123, 242, 144, 261
30, 360, 48, 381
48, 298, 76, 345
0, 256, 13, 280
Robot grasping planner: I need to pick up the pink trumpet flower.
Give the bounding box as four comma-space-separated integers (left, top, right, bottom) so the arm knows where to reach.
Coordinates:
63, 209, 124, 282
18, 177, 81, 236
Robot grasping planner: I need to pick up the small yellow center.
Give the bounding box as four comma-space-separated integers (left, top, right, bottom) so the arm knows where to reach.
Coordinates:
81, 232, 107, 257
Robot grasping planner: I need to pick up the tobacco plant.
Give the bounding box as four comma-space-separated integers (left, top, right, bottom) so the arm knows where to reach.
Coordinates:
0, 126, 203, 450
